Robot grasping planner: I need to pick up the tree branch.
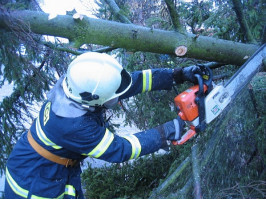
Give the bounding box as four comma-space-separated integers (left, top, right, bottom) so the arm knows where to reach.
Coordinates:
191, 144, 202, 199
101, 0, 131, 52
166, 116, 226, 198
231, 0, 256, 44
164, 0, 185, 33
103, 0, 131, 24
149, 156, 191, 198
42, 41, 115, 55
93, 46, 116, 53
213, 73, 231, 81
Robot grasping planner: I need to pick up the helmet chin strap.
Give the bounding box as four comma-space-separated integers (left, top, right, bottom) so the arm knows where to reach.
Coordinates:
81, 102, 109, 112
81, 104, 97, 112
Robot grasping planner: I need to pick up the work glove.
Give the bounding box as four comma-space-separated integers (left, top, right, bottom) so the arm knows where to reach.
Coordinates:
173, 65, 202, 84
157, 116, 185, 147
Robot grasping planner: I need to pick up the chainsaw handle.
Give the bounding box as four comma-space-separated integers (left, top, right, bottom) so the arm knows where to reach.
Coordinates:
172, 126, 196, 145
197, 64, 213, 93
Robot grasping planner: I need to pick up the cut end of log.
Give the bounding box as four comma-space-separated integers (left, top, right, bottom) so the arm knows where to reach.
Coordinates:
175, 46, 187, 56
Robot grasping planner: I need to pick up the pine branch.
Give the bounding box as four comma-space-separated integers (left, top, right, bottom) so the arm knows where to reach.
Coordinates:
191, 143, 202, 199
42, 41, 116, 55
103, 0, 131, 24
93, 46, 116, 53
0, 52, 49, 174
166, 117, 226, 198
101, 0, 131, 53
200, 62, 224, 69
42, 41, 82, 55
168, 178, 193, 198
149, 156, 191, 198
231, 0, 256, 44
164, 0, 185, 33
213, 73, 231, 81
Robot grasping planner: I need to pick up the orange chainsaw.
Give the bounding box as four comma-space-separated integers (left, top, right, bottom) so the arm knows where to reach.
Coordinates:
172, 44, 265, 145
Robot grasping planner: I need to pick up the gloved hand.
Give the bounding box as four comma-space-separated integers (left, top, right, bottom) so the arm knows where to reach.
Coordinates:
157, 116, 185, 147
173, 65, 202, 84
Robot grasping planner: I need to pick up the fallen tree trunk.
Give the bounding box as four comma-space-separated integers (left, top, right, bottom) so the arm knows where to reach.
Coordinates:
0, 10, 259, 65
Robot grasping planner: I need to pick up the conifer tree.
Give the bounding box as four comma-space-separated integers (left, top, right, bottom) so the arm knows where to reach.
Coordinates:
0, 2, 264, 195
0, 0, 71, 174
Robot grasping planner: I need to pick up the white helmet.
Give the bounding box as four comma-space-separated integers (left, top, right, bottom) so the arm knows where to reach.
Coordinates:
62, 52, 132, 107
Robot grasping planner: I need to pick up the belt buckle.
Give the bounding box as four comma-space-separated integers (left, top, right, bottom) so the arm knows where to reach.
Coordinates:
65, 159, 71, 168
65, 159, 78, 168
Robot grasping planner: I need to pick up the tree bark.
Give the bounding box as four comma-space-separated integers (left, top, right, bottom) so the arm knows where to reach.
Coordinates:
0, 10, 259, 65
191, 144, 202, 199
103, 0, 131, 24
164, 0, 185, 33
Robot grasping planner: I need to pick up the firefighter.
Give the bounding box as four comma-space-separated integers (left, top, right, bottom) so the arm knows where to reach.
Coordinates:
5, 52, 200, 199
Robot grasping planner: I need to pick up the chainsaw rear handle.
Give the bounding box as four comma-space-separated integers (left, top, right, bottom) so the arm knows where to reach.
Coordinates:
194, 74, 206, 133
197, 64, 213, 93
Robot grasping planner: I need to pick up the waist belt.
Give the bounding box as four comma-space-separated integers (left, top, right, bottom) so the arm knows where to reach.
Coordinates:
27, 130, 78, 167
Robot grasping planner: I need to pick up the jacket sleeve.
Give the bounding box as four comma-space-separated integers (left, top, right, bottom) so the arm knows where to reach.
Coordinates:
58, 118, 163, 163
119, 68, 174, 100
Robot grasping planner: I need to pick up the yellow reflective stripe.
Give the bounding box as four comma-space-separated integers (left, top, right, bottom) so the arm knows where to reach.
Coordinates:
6, 167, 74, 199
31, 185, 75, 199
31, 192, 64, 199
43, 102, 51, 126
122, 134, 141, 159
142, 70, 147, 93
6, 167, 29, 198
86, 129, 114, 158
142, 69, 152, 93
31, 194, 52, 199
148, 70, 152, 91
35, 116, 62, 149
65, 185, 75, 197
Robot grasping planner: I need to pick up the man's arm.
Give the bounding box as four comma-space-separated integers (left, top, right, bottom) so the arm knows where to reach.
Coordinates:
119, 68, 174, 100
58, 119, 164, 163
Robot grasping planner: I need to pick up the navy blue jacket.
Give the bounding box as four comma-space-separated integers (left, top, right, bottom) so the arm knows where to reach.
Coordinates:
5, 68, 174, 199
